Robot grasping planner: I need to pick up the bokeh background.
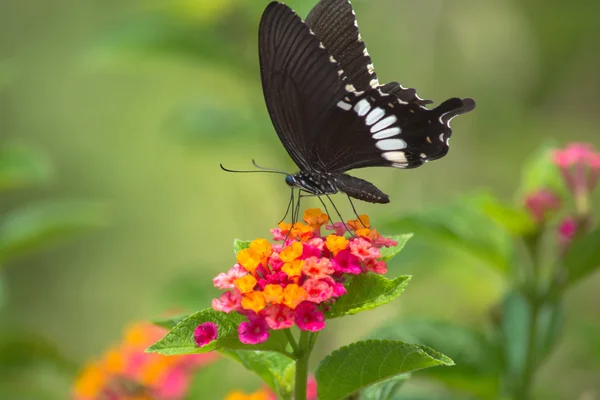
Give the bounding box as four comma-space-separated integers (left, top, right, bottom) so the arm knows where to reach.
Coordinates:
1, 0, 599, 398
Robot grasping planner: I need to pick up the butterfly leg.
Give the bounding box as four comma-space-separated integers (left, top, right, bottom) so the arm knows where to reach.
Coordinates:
347, 195, 369, 229
278, 188, 295, 225
324, 194, 354, 236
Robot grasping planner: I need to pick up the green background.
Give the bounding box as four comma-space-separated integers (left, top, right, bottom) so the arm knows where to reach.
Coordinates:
1, 0, 599, 398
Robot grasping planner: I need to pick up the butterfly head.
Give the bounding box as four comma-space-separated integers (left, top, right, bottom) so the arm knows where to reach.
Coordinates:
285, 175, 295, 187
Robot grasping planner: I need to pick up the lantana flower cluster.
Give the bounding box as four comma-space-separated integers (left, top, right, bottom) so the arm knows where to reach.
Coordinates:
207, 209, 398, 345
73, 322, 217, 400
225, 377, 317, 400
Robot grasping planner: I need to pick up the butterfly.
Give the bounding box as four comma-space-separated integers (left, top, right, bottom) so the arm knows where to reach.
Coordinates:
224, 0, 475, 221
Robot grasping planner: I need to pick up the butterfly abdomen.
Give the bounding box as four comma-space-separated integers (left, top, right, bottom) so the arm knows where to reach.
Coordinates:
333, 173, 390, 204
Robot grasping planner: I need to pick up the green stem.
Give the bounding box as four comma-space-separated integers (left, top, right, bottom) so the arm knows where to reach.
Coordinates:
295, 331, 311, 400
284, 328, 300, 357
517, 298, 540, 400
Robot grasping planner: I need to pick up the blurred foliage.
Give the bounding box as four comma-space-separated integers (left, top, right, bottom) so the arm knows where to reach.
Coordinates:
1, 0, 599, 398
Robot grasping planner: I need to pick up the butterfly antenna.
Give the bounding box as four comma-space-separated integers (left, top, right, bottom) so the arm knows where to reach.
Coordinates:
220, 163, 288, 175
251, 159, 289, 175
347, 195, 369, 228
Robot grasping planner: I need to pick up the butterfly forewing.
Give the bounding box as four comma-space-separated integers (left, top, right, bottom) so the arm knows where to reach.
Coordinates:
259, 2, 347, 172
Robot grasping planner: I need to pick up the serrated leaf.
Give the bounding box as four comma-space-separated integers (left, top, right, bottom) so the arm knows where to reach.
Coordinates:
0, 201, 109, 263
379, 234, 413, 262
565, 227, 600, 286
0, 147, 52, 192
152, 314, 189, 330
316, 340, 453, 400
147, 309, 289, 356
222, 350, 295, 400
360, 374, 410, 400
372, 320, 501, 399
385, 193, 513, 275
233, 239, 251, 255
518, 142, 565, 197
326, 274, 411, 319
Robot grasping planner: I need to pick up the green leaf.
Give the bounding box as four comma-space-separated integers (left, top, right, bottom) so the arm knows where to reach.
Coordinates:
378, 234, 413, 262
222, 350, 295, 400
316, 340, 453, 400
325, 274, 411, 319
0, 201, 109, 263
152, 314, 189, 330
0, 272, 5, 311
360, 374, 410, 400
385, 193, 513, 274
518, 142, 565, 197
0, 147, 52, 192
233, 239, 251, 255
565, 227, 600, 286
372, 320, 501, 399
473, 194, 535, 236
147, 309, 290, 356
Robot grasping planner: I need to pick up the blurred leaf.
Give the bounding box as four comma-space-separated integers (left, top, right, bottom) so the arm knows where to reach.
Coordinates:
147, 308, 289, 356
564, 227, 600, 286
372, 320, 501, 399
0, 272, 5, 311
233, 239, 251, 255
535, 300, 564, 364
315, 340, 453, 400
152, 314, 189, 330
379, 234, 413, 262
501, 291, 530, 387
518, 142, 564, 197
0, 146, 52, 192
385, 193, 513, 275
165, 103, 254, 146
360, 374, 410, 400
223, 349, 295, 400
0, 331, 76, 373
325, 274, 411, 319
474, 194, 535, 236
0, 201, 109, 263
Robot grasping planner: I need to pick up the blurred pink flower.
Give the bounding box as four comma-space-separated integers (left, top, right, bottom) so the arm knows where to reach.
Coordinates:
553, 142, 600, 195
524, 189, 561, 223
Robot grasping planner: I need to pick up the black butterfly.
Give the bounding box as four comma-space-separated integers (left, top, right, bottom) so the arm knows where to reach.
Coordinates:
257, 0, 475, 208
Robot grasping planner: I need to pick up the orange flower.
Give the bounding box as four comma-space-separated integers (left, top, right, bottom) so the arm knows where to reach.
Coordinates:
282, 284, 308, 309
250, 238, 273, 260
303, 208, 329, 229
280, 242, 303, 262
290, 222, 314, 241
234, 274, 258, 294
263, 284, 284, 304
242, 291, 267, 313
326, 235, 349, 256
237, 248, 262, 273
282, 259, 304, 277
348, 214, 370, 231
225, 389, 274, 400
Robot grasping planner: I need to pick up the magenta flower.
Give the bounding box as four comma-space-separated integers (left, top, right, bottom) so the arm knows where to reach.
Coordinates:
238, 314, 270, 344
558, 217, 578, 253
212, 291, 241, 313
364, 258, 388, 274
194, 322, 218, 347
332, 249, 362, 275
524, 189, 561, 224
263, 304, 295, 330
553, 143, 600, 196
295, 302, 325, 332
326, 222, 347, 236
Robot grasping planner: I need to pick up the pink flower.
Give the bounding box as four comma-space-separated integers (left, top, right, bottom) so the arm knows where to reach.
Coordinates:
332, 249, 362, 275
301, 243, 322, 259
326, 222, 346, 236
306, 237, 325, 251
263, 304, 295, 330
372, 236, 398, 248
295, 302, 325, 332
303, 257, 334, 279
364, 258, 388, 274
558, 217, 578, 253
524, 189, 561, 224
302, 278, 334, 303
238, 314, 270, 344
553, 143, 600, 195
212, 291, 241, 313
213, 264, 247, 289
154, 367, 190, 398
320, 276, 347, 298
194, 322, 218, 347
349, 237, 381, 261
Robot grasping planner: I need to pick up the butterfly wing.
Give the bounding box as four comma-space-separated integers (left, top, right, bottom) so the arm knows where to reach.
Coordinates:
312, 88, 476, 173
306, 0, 432, 107
259, 1, 347, 172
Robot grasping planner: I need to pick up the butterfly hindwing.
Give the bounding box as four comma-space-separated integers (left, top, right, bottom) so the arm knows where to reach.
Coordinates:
259, 2, 348, 171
